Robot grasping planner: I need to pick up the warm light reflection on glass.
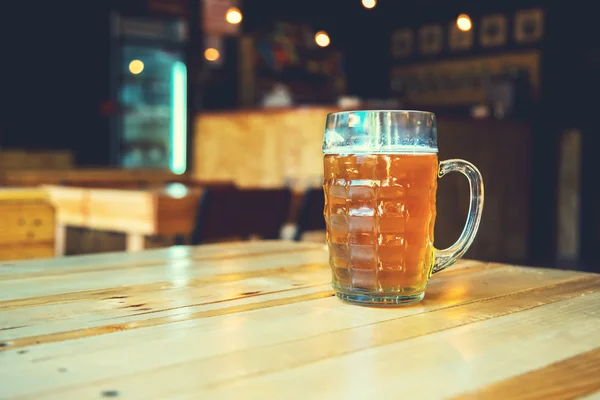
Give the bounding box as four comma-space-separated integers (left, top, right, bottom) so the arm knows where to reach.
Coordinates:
457, 14, 472, 32
362, 0, 377, 9
204, 48, 220, 61
129, 59, 144, 74
315, 31, 330, 47
225, 7, 242, 24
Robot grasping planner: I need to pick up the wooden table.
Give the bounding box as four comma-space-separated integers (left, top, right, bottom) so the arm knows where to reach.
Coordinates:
44, 184, 201, 255
1, 241, 599, 399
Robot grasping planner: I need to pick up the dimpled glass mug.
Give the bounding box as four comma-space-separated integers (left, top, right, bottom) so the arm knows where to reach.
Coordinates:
322, 110, 484, 306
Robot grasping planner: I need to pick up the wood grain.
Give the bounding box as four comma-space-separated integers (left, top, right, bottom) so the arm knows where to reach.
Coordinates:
454, 347, 600, 400
0, 241, 598, 400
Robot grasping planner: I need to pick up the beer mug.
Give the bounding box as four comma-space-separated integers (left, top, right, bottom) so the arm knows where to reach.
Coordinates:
322, 110, 484, 305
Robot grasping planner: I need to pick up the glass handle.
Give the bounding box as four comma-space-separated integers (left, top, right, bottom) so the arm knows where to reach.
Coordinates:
433, 159, 484, 274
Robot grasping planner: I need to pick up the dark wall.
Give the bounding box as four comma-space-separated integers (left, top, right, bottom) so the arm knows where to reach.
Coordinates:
1, 1, 111, 165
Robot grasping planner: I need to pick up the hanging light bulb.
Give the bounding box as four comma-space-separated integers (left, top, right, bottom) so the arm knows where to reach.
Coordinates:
204, 48, 220, 62
362, 0, 377, 9
225, 7, 242, 24
456, 14, 472, 32
129, 60, 144, 75
315, 31, 330, 47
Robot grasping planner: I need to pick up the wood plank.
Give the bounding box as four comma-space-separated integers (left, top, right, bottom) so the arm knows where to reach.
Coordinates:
0, 240, 322, 277
0, 264, 329, 341
0, 262, 574, 342
453, 347, 600, 400
2, 273, 598, 399
0, 259, 484, 344
0, 248, 328, 302
196, 290, 600, 400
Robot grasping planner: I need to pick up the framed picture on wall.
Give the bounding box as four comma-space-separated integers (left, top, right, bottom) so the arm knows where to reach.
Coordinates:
449, 21, 473, 51
391, 29, 414, 58
419, 24, 443, 55
515, 8, 544, 43
480, 14, 507, 47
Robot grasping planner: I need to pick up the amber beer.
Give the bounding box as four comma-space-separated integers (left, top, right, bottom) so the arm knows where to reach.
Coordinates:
324, 153, 438, 296
323, 110, 484, 306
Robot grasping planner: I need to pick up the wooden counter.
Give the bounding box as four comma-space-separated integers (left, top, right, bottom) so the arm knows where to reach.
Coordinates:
194, 108, 532, 263
1, 241, 599, 399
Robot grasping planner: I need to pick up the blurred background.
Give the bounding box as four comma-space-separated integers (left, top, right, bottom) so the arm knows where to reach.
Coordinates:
0, 0, 598, 272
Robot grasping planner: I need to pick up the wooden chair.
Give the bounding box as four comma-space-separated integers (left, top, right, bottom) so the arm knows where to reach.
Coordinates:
191, 187, 293, 244
293, 188, 326, 241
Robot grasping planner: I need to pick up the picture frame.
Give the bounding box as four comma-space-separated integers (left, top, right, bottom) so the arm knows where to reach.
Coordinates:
480, 14, 507, 47
391, 29, 414, 58
515, 8, 544, 43
449, 21, 473, 51
419, 24, 443, 55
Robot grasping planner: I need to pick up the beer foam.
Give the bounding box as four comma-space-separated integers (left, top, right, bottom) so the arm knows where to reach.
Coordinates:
323, 144, 437, 155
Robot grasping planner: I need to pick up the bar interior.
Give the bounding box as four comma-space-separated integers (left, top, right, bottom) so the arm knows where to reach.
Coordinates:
3, 0, 600, 397
2, 0, 597, 270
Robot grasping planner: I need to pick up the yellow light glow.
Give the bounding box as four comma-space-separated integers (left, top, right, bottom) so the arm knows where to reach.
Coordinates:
362, 0, 376, 9
315, 31, 330, 48
457, 14, 472, 32
129, 59, 144, 75
225, 7, 242, 24
204, 48, 220, 62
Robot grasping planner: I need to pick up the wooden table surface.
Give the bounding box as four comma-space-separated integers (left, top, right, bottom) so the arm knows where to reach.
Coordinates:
44, 184, 202, 254
1, 241, 599, 399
